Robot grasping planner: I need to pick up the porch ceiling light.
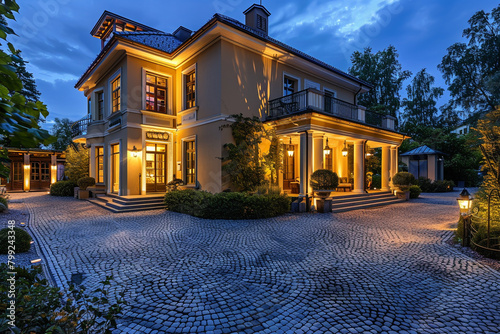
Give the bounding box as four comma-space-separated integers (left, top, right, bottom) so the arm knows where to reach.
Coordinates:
131, 146, 138, 158
342, 140, 348, 157
287, 138, 294, 157
457, 188, 473, 216
323, 138, 331, 155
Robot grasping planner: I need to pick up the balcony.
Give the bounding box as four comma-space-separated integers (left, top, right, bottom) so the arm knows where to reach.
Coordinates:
266, 89, 396, 131
71, 113, 91, 138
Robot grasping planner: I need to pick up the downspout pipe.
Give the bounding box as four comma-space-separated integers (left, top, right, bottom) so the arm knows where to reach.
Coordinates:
354, 85, 364, 105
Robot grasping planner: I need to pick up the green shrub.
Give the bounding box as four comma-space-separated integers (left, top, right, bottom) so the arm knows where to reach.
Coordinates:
254, 185, 281, 196
409, 185, 422, 199
50, 180, 77, 196
392, 172, 417, 191
310, 169, 339, 190
166, 178, 184, 192
0, 264, 125, 333
0, 227, 31, 254
77, 176, 96, 190
417, 177, 455, 192
0, 196, 8, 209
164, 190, 291, 219
417, 177, 434, 192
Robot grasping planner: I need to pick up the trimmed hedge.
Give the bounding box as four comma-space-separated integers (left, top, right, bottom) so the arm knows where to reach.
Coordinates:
164, 189, 291, 219
417, 177, 455, 193
0, 196, 8, 212
0, 227, 31, 254
77, 176, 96, 190
409, 185, 422, 199
50, 180, 77, 197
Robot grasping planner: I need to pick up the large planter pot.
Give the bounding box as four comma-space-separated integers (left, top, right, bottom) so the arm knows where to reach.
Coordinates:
314, 190, 333, 199
316, 199, 332, 213
396, 190, 410, 201
78, 189, 90, 199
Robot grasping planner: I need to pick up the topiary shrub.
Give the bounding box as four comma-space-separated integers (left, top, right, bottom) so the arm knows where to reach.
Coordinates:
409, 185, 422, 199
166, 178, 184, 192
77, 176, 96, 190
392, 172, 417, 191
0, 227, 32, 254
50, 180, 77, 196
310, 169, 339, 190
0, 196, 8, 212
164, 189, 291, 219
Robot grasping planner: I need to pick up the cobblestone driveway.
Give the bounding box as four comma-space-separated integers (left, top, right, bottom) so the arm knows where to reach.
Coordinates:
15, 191, 500, 333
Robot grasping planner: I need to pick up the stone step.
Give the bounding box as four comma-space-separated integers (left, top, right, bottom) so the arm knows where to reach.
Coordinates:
332, 198, 404, 213
331, 192, 394, 204
88, 194, 164, 213
331, 195, 401, 209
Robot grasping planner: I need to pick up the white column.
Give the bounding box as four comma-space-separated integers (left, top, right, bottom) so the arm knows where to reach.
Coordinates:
299, 131, 313, 196
313, 136, 324, 172
390, 146, 398, 178
353, 140, 365, 194
381, 146, 391, 191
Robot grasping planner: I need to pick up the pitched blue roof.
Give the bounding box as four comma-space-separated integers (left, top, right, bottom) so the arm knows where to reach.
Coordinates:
400, 145, 445, 156
115, 31, 183, 54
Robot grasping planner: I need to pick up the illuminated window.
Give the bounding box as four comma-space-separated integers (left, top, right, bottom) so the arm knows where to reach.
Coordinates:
284, 77, 296, 96
31, 162, 39, 181
111, 144, 120, 193
185, 140, 196, 185
185, 70, 196, 109
96, 146, 104, 183
146, 73, 168, 113
13, 162, 22, 182
40, 162, 50, 181
112, 76, 121, 112
97, 92, 104, 120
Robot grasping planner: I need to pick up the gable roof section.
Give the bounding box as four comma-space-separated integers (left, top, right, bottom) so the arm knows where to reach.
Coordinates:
400, 145, 445, 156
77, 13, 374, 89
91, 10, 163, 38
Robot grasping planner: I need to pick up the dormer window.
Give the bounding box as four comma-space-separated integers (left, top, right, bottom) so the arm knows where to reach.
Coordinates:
257, 14, 267, 31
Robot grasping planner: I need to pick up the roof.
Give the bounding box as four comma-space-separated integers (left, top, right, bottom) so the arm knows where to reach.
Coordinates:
400, 145, 445, 156
114, 31, 183, 54
77, 12, 374, 89
243, 4, 271, 16
91, 10, 163, 37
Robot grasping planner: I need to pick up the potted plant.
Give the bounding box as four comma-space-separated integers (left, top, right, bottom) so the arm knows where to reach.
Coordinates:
310, 169, 339, 213
392, 172, 416, 201
77, 177, 96, 199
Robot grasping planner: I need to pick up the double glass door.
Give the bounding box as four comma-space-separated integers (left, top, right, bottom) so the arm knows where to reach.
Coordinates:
146, 143, 167, 193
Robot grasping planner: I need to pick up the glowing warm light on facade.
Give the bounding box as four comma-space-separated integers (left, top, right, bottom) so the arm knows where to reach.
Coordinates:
323, 138, 331, 155
342, 140, 348, 157
287, 138, 294, 157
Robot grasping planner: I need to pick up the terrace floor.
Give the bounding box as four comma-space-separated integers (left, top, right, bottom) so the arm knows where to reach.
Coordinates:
6, 191, 500, 333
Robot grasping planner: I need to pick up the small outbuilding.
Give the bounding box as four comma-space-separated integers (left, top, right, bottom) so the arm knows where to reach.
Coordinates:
400, 145, 445, 181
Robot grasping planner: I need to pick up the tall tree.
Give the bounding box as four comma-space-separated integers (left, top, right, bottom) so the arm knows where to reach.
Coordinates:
349, 46, 411, 119
0, 1, 52, 150
438, 4, 500, 113
50, 118, 74, 151
401, 69, 444, 132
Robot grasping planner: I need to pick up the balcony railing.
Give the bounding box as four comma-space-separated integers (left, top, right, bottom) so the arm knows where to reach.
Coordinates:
71, 113, 91, 138
266, 89, 396, 130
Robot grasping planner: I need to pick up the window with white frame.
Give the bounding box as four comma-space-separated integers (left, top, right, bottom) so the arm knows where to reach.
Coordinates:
146, 72, 168, 113
185, 70, 196, 109
97, 91, 104, 120
284, 76, 297, 96
184, 140, 196, 185
111, 76, 121, 113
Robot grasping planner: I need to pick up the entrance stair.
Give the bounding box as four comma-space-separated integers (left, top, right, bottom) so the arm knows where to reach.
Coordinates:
329, 191, 404, 213
89, 193, 165, 213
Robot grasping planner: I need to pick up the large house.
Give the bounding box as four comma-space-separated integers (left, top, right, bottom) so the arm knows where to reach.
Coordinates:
73, 5, 405, 201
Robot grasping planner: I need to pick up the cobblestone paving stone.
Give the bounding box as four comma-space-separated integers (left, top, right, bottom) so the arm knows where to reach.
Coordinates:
12, 191, 500, 333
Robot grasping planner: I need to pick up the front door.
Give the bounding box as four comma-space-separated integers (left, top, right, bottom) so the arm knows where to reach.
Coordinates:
30, 161, 50, 190
146, 143, 167, 193
283, 144, 295, 191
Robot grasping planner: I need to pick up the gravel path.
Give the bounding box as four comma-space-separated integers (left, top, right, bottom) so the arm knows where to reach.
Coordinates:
10, 191, 500, 334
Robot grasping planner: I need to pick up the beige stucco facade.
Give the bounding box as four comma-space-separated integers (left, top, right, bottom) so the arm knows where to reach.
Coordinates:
74, 7, 405, 198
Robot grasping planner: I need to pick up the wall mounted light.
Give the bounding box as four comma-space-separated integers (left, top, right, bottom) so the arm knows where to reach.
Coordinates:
323, 138, 331, 155
287, 138, 294, 157
131, 146, 138, 158
342, 140, 348, 157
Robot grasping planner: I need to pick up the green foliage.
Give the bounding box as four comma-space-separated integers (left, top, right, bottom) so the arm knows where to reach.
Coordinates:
50, 180, 78, 197
310, 169, 339, 190
371, 174, 381, 189
262, 135, 283, 186
50, 118, 74, 151
0, 264, 125, 333
65, 145, 89, 182
417, 177, 455, 192
0, 196, 8, 210
77, 176, 96, 190
439, 4, 500, 112
401, 69, 444, 129
0, 227, 31, 254
392, 172, 417, 191
409, 185, 422, 199
221, 114, 268, 191
254, 184, 282, 196
349, 46, 411, 119
166, 178, 184, 192
0, 1, 53, 149
164, 189, 291, 219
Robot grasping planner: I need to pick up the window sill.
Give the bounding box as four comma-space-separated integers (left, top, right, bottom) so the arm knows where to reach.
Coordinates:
178, 106, 198, 114
141, 110, 176, 119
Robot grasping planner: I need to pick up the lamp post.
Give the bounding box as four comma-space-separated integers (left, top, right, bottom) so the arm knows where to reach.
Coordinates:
287, 137, 294, 157
457, 188, 473, 247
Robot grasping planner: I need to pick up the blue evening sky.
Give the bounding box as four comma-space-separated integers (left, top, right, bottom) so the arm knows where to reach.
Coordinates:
7, 0, 499, 130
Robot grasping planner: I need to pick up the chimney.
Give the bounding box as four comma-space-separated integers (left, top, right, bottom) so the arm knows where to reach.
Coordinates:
243, 4, 271, 35
173, 26, 192, 42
